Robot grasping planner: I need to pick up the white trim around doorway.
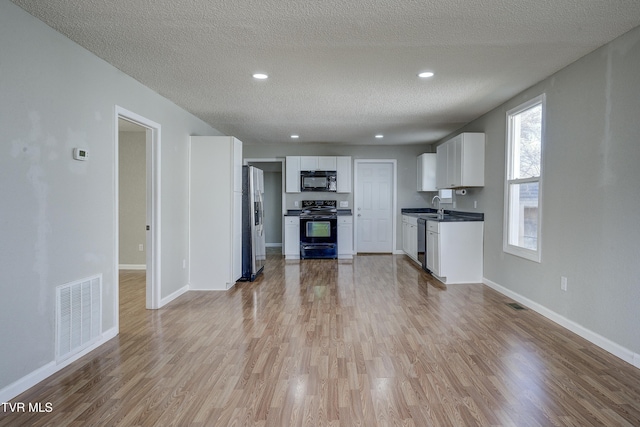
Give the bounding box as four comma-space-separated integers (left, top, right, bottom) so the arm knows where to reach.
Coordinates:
115, 106, 162, 321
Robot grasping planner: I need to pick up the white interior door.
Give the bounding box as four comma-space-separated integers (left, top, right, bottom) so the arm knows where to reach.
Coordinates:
355, 161, 395, 253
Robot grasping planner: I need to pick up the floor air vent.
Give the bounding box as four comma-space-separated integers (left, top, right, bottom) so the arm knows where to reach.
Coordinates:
56, 274, 102, 362
506, 302, 526, 310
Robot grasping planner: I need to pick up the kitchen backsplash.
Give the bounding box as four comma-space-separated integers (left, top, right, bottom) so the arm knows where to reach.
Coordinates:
286, 192, 352, 210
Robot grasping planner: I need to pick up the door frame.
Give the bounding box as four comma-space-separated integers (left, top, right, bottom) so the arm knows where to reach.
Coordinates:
353, 159, 397, 253
114, 106, 162, 320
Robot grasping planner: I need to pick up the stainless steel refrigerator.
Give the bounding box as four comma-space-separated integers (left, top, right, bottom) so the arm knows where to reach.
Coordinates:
241, 166, 266, 281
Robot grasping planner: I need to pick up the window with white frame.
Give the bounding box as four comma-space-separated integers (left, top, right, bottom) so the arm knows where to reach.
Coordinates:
504, 94, 544, 262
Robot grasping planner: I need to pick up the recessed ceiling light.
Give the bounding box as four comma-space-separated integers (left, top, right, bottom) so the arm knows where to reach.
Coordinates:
252, 73, 268, 80
418, 71, 434, 78
291, 134, 299, 139
375, 134, 384, 139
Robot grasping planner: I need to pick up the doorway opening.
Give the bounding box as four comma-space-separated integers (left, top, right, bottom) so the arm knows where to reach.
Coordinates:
244, 158, 285, 255
115, 107, 161, 325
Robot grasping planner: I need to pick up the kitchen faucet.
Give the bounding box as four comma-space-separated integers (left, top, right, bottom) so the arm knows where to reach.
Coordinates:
431, 195, 444, 216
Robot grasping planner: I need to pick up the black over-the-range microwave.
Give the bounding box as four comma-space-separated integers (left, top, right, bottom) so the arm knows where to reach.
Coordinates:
300, 170, 337, 192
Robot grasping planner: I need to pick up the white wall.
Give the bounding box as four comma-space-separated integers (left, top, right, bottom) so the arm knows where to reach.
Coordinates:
441, 26, 640, 364
0, 0, 221, 395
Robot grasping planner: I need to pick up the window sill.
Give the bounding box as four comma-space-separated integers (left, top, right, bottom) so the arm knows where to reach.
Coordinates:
503, 244, 541, 263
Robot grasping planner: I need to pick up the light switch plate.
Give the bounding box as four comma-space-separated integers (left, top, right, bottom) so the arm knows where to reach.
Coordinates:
340, 201, 348, 207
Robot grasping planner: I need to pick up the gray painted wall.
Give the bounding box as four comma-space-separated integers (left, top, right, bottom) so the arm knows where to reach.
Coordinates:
263, 171, 283, 245
0, 1, 220, 391
243, 144, 438, 251
438, 26, 640, 358
118, 130, 146, 265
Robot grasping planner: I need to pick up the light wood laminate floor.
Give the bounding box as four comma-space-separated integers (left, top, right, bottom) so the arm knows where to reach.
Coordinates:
2, 251, 640, 426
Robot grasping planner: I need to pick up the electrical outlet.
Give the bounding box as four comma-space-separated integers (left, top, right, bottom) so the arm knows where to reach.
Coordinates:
474, 200, 477, 209
294, 201, 299, 207
561, 276, 568, 291
138, 244, 144, 251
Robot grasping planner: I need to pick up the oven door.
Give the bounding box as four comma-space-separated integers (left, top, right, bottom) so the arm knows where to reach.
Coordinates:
300, 216, 338, 259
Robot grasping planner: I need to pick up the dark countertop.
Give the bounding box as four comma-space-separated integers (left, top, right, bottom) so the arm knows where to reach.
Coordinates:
401, 208, 484, 222
285, 209, 353, 216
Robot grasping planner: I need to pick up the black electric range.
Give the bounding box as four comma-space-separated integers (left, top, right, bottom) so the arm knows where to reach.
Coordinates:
299, 200, 338, 259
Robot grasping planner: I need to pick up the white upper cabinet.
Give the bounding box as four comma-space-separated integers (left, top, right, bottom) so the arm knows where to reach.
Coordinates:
300, 156, 337, 171
336, 156, 351, 193
286, 155, 351, 193
417, 153, 437, 192
285, 156, 301, 193
318, 156, 337, 170
300, 156, 317, 171
436, 145, 448, 190
436, 132, 485, 189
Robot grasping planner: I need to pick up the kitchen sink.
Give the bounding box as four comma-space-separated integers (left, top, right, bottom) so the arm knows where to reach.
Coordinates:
418, 213, 444, 219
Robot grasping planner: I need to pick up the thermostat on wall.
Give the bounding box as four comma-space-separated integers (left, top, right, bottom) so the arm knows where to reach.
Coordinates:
73, 148, 89, 161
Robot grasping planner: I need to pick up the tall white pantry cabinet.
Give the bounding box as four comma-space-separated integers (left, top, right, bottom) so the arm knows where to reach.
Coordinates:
189, 136, 243, 290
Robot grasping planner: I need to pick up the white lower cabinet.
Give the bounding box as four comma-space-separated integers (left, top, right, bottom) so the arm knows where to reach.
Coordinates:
426, 222, 440, 275
426, 220, 483, 284
402, 215, 419, 264
284, 216, 300, 259
338, 215, 353, 259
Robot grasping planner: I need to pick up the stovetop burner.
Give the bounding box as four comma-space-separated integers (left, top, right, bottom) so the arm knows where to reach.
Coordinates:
301, 200, 338, 216
301, 200, 337, 209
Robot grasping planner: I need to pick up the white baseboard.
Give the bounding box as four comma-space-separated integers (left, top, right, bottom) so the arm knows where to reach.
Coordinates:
119, 264, 146, 270
159, 284, 189, 307
0, 327, 118, 403
266, 243, 282, 248
483, 277, 640, 370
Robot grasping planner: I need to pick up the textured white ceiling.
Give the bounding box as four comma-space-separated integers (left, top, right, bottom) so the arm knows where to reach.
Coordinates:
11, 0, 640, 145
